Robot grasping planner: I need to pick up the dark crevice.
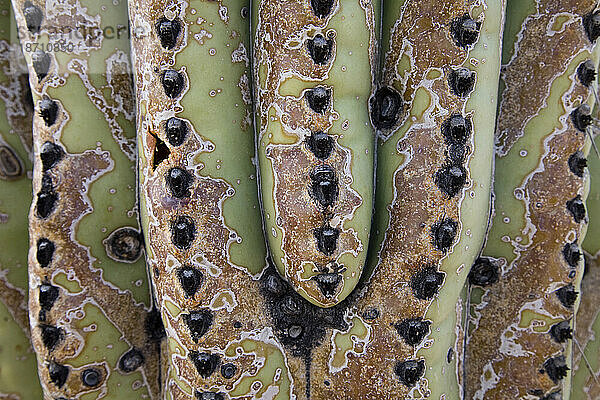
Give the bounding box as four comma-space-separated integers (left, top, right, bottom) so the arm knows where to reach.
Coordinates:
151, 133, 171, 171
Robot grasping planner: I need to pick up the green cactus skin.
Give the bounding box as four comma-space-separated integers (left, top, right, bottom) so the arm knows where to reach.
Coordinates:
572, 134, 600, 399
331, 1, 504, 398
0, 1, 42, 398
252, 0, 378, 307
11, 0, 163, 398
465, 1, 599, 399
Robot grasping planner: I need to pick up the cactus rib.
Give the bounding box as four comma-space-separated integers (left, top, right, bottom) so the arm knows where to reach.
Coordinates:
11, 0, 162, 397
252, 0, 378, 307
128, 1, 289, 398
0, 1, 42, 397
465, 1, 599, 398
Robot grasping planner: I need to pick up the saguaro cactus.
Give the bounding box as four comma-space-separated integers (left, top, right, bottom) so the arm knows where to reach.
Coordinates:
3, 0, 600, 398
11, 0, 162, 398
465, 1, 599, 399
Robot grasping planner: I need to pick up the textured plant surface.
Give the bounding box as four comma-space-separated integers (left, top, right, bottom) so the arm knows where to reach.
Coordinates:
11, 0, 162, 398
0, 1, 42, 398
465, 1, 599, 399
356, 0, 504, 398
2, 0, 600, 399
253, 0, 378, 307
129, 1, 278, 398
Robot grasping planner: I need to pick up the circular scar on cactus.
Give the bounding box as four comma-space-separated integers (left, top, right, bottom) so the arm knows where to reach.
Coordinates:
81, 368, 102, 387
220, 363, 237, 379
118, 348, 145, 373
103, 227, 143, 263
468, 257, 500, 287
0, 145, 24, 180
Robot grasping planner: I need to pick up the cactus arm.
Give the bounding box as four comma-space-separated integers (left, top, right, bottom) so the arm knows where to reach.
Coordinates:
465, 1, 599, 398
10, 0, 163, 398
252, 0, 378, 307
0, 1, 42, 398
